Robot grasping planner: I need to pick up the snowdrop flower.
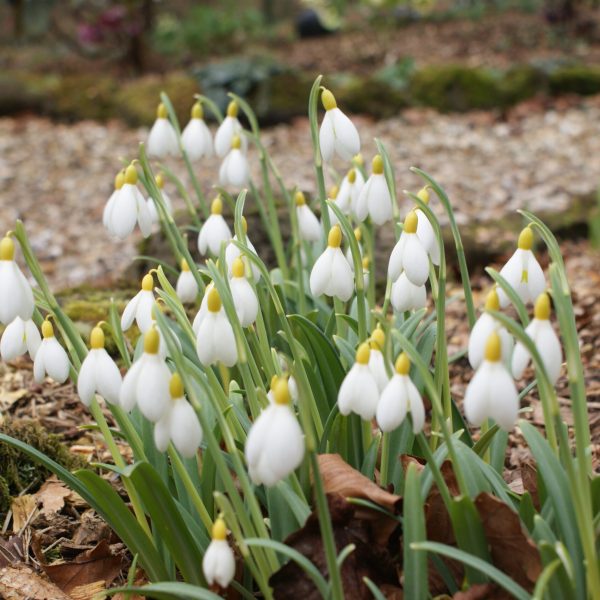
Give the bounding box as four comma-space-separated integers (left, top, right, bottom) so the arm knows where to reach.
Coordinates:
219, 134, 249, 189
295, 191, 321, 242
225, 216, 261, 281
345, 227, 363, 270
102, 170, 124, 229
512, 292, 562, 385
104, 164, 152, 239
326, 185, 342, 226
337, 168, 364, 215
415, 187, 440, 266
245, 377, 305, 486
147, 173, 173, 224
319, 88, 360, 162
192, 281, 214, 334
0, 236, 34, 325
154, 373, 202, 458
310, 225, 354, 302
338, 343, 380, 420
121, 272, 155, 333
464, 331, 520, 431
33, 320, 70, 384
147, 102, 179, 158
368, 328, 391, 393
229, 258, 258, 327
77, 325, 122, 406
214, 100, 247, 158
1, 317, 40, 361
390, 272, 426, 313
181, 101, 213, 160
176, 259, 198, 304
120, 327, 171, 422
196, 287, 237, 367
354, 155, 393, 225
468, 287, 513, 369
267, 374, 299, 405
497, 226, 545, 308
202, 518, 236, 589
377, 353, 425, 433
198, 196, 232, 256
388, 211, 429, 286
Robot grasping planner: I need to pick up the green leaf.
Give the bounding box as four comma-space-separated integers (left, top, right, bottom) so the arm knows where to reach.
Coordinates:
362, 577, 387, 600
109, 581, 222, 599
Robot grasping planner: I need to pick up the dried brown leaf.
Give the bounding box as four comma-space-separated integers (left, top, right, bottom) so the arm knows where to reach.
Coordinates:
36, 479, 71, 516
11, 495, 37, 532
0, 564, 70, 600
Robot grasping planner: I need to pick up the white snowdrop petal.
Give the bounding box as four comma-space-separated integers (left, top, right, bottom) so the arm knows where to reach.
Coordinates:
111, 185, 138, 239
154, 412, 172, 452
463, 364, 492, 427
121, 292, 140, 332
310, 248, 334, 297
203, 540, 235, 588
416, 209, 440, 266
213, 313, 238, 367
196, 316, 217, 366
224, 149, 249, 188
403, 235, 430, 286
0, 264, 21, 324
368, 349, 390, 393
15, 267, 35, 321
261, 408, 304, 485
319, 112, 335, 162
176, 271, 198, 303
147, 119, 178, 158
406, 379, 425, 433
77, 352, 98, 406
298, 205, 322, 242
214, 117, 236, 157
536, 321, 563, 384
488, 364, 520, 431
511, 340, 531, 380
136, 193, 153, 238
136, 357, 171, 422
96, 350, 123, 405
387, 235, 407, 282
331, 249, 354, 302
136, 291, 156, 333
368, 175, 393, 225
33, 344, 47, 383
376, 376, 407, 432
497, 250, 524, 308
525, 254, 546, 303
331, 108, 360, 160
245, 406, 275, 469
170, 398, 202, 458
231, 278, 258, 327
120, 359, 144, 412
103, 190, 118, 228
354, 179, 370, 222
24, 319, 41, 359
44, 339, 70, 383
0, 318, 26, 360
468, 313, 495, 369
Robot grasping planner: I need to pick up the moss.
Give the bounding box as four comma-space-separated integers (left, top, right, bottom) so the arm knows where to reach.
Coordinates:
498, 65, 547, 105
338, 76, 409, 118
549, 66, 600, 96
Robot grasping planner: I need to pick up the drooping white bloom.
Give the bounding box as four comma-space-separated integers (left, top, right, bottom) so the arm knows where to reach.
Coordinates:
121, 273, 156, 333
33, 320, 70, 384
77, 325, 122, 406
295, 191, 321, 242
354, 155, 393, 225
245, 378, 305, 486
266, 374, 299, 405
0, 236, 34, 325
196, 287, 238, 367
104, 164, 152, 240
181, 102, 213, 160
176, 259, 198, 304
377, 353, 425, 433
219, 134, 249, 189
319, 88, 360, 162
154, 373, 202, 457
468, 288, 513, 369
202, 518, 236, 589
147, 173, 174, 224
310, 225, 354, 302
224, 216, 261, 281
103, 170, 124, 229
388, 210, 429, 286
338, 343, 380, 420
337, 168, 364, 215
147, 103, 179, 158
497, 227, 545, 308
120, 328, 171, 422
214, 101, 247, 158
229, 258, 258, 327
390, 272, 427, 313
197, 196, 232, 256
464, 331, 520, 431
512, 292, 563, 385
368, 329, 391, 393
1, 317, 40, 361
415, 187, 440, 266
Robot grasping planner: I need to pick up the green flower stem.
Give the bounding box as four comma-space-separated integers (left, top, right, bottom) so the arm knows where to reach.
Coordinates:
333, 297, 347, 339
288, 190, 308, 315
205, 367, 247, 442
380, 432, 390, 487
363, 221, 376, 315
374, 138, 400, 232
159, 163, 202, 227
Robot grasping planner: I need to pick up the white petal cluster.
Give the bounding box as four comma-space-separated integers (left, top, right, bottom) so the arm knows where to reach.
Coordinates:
224, 217, 261, 281
219, 135, 249, 189
377, 353, 425, 433
390, 273, 427, 313
229, 258, 259, 327
176, 259, 199, 304
202, 519, 236, 589
146, 174, 174, 224
0, 237, 34, 325
295, 191, 322, 242
368, 329, 391, 393
245, 378, 305, 486
198, 197, 232, 256
310, 225, 354, 301
415, 191, 440, 266
355, 155, 393, 225
337, 168, 364, 216
0, 317, 40, 361
319, 89, 360, 162
181, 102, 213, 160
388, 211, 429, 286
147, 104, 179, 158
77, 326, 122, 406
214, 101, 247, 157
192, 281, 214, 335
338, 343, 380, 420
121, 273, 156, 333
33, 320, 70, 384
512, 292, 562, 385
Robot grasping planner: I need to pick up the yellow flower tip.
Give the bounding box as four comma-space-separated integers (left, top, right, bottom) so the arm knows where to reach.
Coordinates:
484, 288, 500, 312
417, 186, 430, 204
155, 173, 164, 189
347, 169, 356, 184
207, 287, 222, 313
124, 164, 138, 185
294, 190, 306, 206
157, 103, 168, 119
0, 236, 15, 261
90, 326, 105, 350
191, 102, 203, 120
114, 171, 125, 190
370, 327, 385, 350
270, 374, 278, 390
518, 226, 534, 251
404, 210, 418, 234
141, 273, 154, 291
327, 225, 342, 248
484, 331, 502, 362
169, 372, 184, 398
232, 257, 245, 278
362, 256, 370, 269
41, 320, 54, 339
241, 216, 248, 233
354, 227, 362, 242
181, 258, 190, 272
231, 134, 242, 150
226, 100, 238, 118
212, 518, 227, 541
273, 377, 290, 405
321, 88, 337, 111
534, 292, 551, 320
211, 196, 223, 215
395, 352, 410, 375
353, 153, 364, 166
356, 343, 370, 365
144, 328, 160, 354
328, 185, 339, 200
372, 155, 384, 175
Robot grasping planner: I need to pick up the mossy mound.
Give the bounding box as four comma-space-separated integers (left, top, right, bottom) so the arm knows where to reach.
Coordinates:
548, 66, 600, 96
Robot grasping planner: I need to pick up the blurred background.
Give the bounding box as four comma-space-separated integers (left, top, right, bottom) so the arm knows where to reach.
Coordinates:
0, 0, 599, 292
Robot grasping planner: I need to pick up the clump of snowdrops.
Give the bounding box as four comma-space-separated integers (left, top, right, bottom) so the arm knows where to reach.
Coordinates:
0, 77, 597, 599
